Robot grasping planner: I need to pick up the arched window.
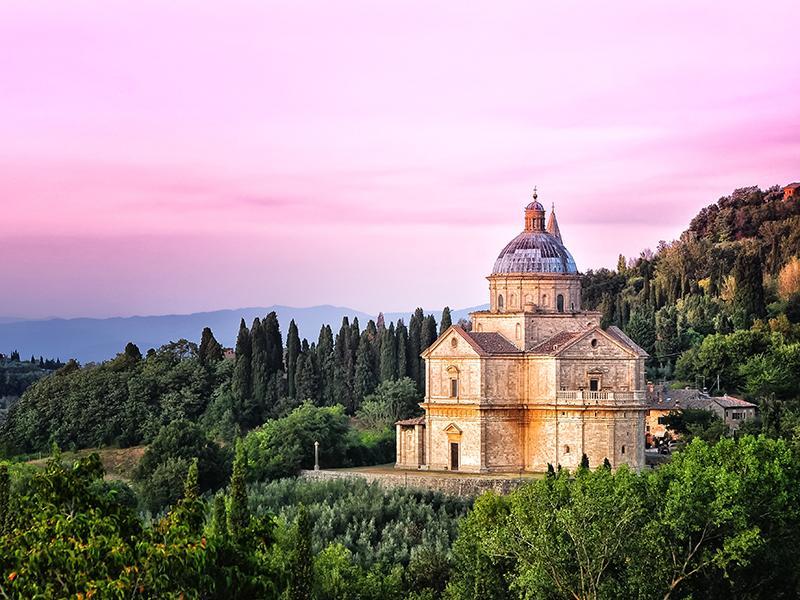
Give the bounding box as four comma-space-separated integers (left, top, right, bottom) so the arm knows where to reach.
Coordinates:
557, 294, 564, 313
447, 366, 459, 398
477, 323, 483, 332
564, 445, 570, 454
515, 323, 521, 340
498, 294, 504, 310
542, 294, 548, 307
510, 293, 515, 307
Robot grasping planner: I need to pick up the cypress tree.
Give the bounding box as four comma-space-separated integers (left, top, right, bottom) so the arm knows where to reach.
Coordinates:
263, 312, 284, 376
334, 317, 353, 410
317, 325, 335, 406
580, 453, 590, 469
395, 320, 409, 379
212, 491, 228, 540
380, 322, 397, 382
602, 457, 612, 469
198, 326, 223, 367
294, 352, 318, 402
408, 309, 424, 389
354, 334, 377, 407
733, 251, 766, 327
287, 505, 313, 600
228, 443, 250, 540
546, 463, 556, 479
184, 457, 199, 501
439, 306, 452, 334
419, 314, 438, 392
286, 320, 301, 398
250, 318, 268, 425
231, 319, 252, 427
625, 305, 656, 357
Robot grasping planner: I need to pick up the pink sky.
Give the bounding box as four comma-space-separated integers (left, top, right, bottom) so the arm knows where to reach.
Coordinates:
2, 0, 799, 318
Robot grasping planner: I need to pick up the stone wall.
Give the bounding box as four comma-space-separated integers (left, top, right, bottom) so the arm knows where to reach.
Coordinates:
299, 468, 532, 497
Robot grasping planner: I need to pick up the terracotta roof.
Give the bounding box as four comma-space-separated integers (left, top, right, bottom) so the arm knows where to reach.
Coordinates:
784, 182, 800, 189
465, 331, 521, 354
709, 395, 757, 409
395, 416, 425, 426
528, 330, 583, 354
605, 326, 649, 357
647, 386, 703, 409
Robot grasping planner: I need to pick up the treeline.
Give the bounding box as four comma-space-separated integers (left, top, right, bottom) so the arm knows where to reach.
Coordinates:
218, 307, 450, 434
0, 306, 450, 457
3, 435, 800, 598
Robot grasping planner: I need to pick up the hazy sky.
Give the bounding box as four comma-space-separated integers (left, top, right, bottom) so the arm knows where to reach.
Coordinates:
2, 0, 798, 318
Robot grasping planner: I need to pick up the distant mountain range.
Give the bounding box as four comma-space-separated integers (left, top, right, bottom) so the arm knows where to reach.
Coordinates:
0, 304, 487, 364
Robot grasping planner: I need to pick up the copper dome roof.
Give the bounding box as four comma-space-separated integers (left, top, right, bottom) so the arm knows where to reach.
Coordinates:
492, 231, 578, 274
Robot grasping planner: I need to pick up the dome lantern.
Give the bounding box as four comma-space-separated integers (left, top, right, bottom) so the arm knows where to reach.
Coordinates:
524, 187, 545, 232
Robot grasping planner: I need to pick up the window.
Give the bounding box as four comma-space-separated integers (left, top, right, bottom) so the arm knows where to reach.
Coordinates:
621, 445, 626, 455
515, 323, 521, 340
450, 337, 458, 349
657, 416, 667, 425
564, 445, 570, 454
510, 293, 515, 307
731, 411, 743, 420
589, 379, 600, 392
542, 294, 548, 307
498, 294, 504, 310
590, 338, 598, 348
571, 302, 575, 311
557, 294, 564, 313
450, 378, 459, 398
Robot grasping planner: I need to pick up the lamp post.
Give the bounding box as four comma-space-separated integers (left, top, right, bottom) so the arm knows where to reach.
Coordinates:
314, 440, 320, 471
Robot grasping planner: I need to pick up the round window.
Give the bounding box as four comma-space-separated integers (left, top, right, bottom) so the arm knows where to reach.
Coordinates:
591, 339, 598, 348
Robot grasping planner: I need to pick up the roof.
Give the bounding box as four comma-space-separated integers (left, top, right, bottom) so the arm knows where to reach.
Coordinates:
396, 416, 426, 426
605, 326, 649, 357
526, 200, 545, 211
529, 330, 583, 354
709, 394, 757, 409
464, 331, 521, 354
647, 386, 704, 409
492, 231, 578, 274
784, 182, 800, 189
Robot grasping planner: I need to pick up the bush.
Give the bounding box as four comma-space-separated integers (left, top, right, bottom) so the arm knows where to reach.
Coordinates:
134, 420, 231, 512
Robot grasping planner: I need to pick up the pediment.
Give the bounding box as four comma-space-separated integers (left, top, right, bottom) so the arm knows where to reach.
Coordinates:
442, 423, 462, 434
422, 326, 483, 359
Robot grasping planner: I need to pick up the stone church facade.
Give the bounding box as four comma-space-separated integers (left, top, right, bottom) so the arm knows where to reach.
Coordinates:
396, 194, 648, 473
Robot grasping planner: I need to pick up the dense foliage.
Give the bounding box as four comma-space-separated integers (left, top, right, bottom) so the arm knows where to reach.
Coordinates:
448, 435, 800, 600
582, 185, 800, 426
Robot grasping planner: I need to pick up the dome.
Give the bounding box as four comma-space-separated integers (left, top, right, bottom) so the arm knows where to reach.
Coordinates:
492, 231, 578, 274
526, 200, 544, 211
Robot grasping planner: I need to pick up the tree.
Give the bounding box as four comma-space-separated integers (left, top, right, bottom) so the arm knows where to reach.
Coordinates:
250, 317, 268, 426
353, 333, 378, 407
440, 307, 453, 334
123, 342, 142, 362
287, 505, 313, 600
228, 442, 250, 540
625, 305, 656, 357
286, 320, 301, 398
198, 327, 223, 367
231, 319, 252, 427
733, 251, 766, 327
263, 311, 284, 376
380, 323, 397, 382
134, 420, 231, 512
395, 320, 409, 379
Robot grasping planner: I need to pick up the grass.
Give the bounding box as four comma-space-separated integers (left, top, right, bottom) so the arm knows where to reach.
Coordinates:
26, 445, 146, 482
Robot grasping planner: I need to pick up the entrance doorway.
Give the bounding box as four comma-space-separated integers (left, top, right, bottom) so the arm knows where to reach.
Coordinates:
450, 442, 459, 471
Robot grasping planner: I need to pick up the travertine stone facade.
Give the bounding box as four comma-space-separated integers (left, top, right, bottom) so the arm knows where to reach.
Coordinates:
396, 194, 648, 473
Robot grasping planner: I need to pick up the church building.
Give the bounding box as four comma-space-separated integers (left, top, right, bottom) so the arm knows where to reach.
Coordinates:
395, 193, 648, 473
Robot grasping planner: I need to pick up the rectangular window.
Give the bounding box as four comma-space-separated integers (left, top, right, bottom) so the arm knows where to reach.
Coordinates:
657, 416, 667, 425
732, 412, 743, 420
450, 379, 458, 398
589, 379, 600, 392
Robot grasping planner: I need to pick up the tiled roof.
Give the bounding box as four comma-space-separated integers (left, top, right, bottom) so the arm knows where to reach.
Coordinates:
528, 330, 582, 354
395, 416, 425, 426
465, 332, 521, 354
606, 326, 649, 357
710, 395, 757, 409
784, 182, 800, 189
646, 386, 703, 409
